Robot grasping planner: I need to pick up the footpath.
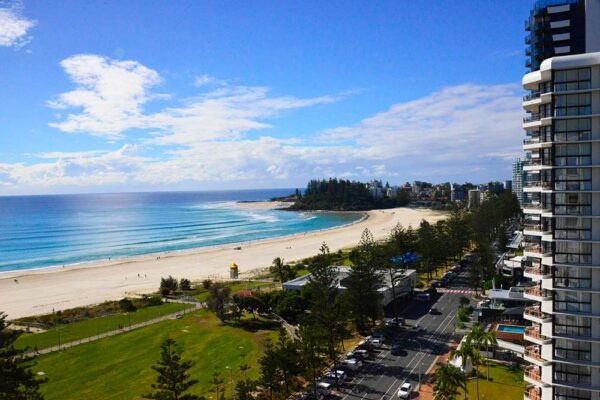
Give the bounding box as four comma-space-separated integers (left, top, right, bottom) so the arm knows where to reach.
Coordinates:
26, 299, 202, 357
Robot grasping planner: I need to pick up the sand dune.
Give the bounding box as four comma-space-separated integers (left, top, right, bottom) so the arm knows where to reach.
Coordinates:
0, 206, 444, 319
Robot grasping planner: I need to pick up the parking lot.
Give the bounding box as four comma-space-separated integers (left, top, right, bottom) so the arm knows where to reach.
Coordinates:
312, 269, 472, 400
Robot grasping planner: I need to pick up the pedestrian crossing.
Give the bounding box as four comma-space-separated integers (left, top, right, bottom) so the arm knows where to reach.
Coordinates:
438, 288, 474, 294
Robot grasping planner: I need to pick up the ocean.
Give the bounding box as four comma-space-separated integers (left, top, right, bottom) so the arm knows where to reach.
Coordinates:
0, 190, 362, 273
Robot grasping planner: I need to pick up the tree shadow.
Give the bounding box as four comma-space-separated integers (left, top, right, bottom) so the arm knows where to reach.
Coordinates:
229, 318, 280, 332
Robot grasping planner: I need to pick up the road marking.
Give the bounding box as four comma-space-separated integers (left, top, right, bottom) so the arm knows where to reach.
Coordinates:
379, 295, 458, 400
342, 293, 460, 400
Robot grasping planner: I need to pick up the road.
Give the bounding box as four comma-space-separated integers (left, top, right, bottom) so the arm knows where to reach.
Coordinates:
334, 272, 471, 400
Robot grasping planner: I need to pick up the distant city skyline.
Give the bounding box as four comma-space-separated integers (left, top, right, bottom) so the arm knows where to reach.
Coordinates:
0, 0, 532, 195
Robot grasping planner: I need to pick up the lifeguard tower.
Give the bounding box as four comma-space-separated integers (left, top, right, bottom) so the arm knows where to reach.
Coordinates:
229, 263, 239, 279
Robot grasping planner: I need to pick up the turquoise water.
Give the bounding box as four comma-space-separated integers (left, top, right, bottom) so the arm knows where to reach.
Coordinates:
0, 190, 362, 273
497, 325, 525, 333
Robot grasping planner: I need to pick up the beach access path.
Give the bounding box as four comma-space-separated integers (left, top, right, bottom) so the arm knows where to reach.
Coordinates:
0, 206, 444, 319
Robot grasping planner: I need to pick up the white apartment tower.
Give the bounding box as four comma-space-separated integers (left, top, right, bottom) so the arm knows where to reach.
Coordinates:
522, 1, 600, 400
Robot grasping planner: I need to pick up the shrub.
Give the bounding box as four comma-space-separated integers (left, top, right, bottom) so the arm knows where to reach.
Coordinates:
160, 275, 179, 296
119, 298, 137, 312
180, 278, 192, 291
202, 279, 213, 289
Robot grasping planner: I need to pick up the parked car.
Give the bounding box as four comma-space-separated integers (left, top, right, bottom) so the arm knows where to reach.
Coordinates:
315, 381, 332, 397
323, 370, 346, 384
429, 307, 441, 315
397, 383, 412, 399
347, 349, 368, 360
410, 324, 424, 333
391, 343, 407, 356
340, 358, 362, 371
415, 293, 431, 301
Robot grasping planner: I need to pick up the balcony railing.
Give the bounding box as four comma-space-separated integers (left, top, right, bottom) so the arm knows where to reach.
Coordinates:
524, 224, 543, 231
523, 203, 543, 210
524, 387, 541, 400
524, 113, 542, 123
523, 137, 541, 145
525, 367, 543, 384
525, 326, 550, 342
524, 245, 544, 254
524, 181, 552, 189
525, 345, 545, 363
524, 286, 547, 298
525, 306, 550, 321
523, 91, 540, 101
524, 266, 549, 277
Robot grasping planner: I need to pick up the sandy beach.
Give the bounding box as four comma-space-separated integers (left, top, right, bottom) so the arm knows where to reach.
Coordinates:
0, 206, 445, 319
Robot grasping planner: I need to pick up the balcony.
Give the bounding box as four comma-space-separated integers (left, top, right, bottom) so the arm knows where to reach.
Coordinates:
524, 286, 551, 301
524, 366, 545, 387
524, 386, 541, 400
525, 345, 550, 366
523, 266, 552, 280
524, 326, 551, 345
524, 113, 542, 123
524, 306, 552, 323
523, 245, 551, 258
523, 137, 541, 145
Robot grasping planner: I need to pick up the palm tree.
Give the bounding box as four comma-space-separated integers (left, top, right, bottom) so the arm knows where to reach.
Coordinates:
479, 331, 497, 380
432, 363, 467, 400
452, 340, 481, 400
211, 371, 225, 400
467, 323, 497, 380
270, 257, 286, 287
239, 363, 250, 380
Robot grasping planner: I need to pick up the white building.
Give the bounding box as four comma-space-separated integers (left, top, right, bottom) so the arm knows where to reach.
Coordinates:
282, 266, 417, 307
521, 1, 600, 399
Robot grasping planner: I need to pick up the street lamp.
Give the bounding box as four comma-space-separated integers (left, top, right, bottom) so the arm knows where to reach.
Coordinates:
408, 338, 423, 386
225, 365, 233, 398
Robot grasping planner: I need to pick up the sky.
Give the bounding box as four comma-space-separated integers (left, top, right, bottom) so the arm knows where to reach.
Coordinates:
0, 0, 533, 195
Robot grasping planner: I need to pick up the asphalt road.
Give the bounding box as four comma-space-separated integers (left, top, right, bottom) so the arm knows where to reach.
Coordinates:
333, 273, 470, 400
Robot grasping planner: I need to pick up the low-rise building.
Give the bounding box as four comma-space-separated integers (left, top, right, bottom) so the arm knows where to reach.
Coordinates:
283, 266, 417, 306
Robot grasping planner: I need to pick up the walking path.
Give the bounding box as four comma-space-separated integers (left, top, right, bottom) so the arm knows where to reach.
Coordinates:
26, 300, 203, 357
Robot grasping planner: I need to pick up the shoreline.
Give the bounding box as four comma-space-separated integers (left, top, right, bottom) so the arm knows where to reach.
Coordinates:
0, 206, 445, 319
0, 206, 367, 279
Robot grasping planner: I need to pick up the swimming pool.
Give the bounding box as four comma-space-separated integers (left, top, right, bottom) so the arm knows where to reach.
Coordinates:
497, 324, 525, 333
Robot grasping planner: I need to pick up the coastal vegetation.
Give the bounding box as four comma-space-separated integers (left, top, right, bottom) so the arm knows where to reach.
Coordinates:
0, 312, 46, 399
287, 178, 410, 211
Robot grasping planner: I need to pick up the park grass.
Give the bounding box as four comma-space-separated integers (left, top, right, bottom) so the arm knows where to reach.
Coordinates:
194, 280, 276, 302
460, 362, 524, 400
15, 302, 187, 351
33, 309, 279, 400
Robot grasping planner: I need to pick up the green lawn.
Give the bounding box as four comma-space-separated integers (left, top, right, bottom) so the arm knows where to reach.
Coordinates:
33, 309, 279, 400
15, 302, 187, 351
194, 280, 275, 302
460, 363, 524, 400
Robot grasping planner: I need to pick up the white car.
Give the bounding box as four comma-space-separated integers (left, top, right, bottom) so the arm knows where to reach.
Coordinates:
397, 382, 412, 398
340, 358, 362, 371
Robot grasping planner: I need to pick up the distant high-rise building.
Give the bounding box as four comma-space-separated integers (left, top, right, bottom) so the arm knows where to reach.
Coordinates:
512, 158, 526, 205
504, 180, 513, 190
521, 1, 600, 399
467, 189, 480, 210
450, 184, 465, 202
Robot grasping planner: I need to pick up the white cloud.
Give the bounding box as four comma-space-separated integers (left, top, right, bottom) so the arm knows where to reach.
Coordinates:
193, 74, 226, 87
49, 55, 344, 144
48, 54, 162, 139
0, 2, 35, 48
1, 54, 525, 194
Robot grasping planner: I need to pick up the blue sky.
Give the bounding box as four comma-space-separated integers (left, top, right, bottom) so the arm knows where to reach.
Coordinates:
0, 0, 532, 195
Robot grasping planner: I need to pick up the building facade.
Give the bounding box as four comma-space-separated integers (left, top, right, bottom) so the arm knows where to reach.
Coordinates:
521, 2, 600, 400
513, 158, 527, 205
